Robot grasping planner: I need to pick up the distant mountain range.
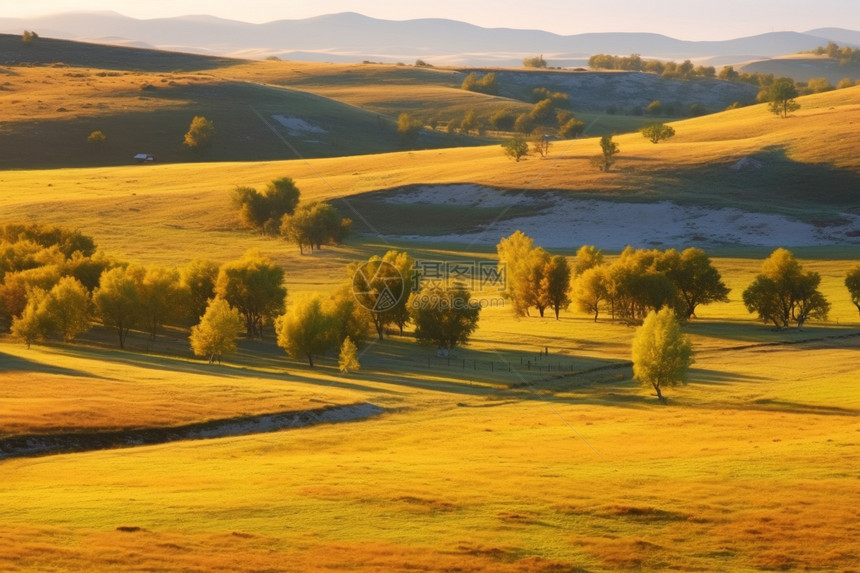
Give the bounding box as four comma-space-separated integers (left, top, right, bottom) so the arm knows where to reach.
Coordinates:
1, 11, 858, 67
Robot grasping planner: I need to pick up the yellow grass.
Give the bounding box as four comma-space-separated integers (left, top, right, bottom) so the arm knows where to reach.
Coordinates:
1, 330, 858, 571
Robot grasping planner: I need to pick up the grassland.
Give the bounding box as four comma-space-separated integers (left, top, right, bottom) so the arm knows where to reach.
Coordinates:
2, 37, 860, 572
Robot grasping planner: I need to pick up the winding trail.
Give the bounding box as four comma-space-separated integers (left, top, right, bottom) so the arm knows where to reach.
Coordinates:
0, 402, 384, 460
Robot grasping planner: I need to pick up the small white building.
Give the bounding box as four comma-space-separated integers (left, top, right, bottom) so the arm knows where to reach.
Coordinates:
133, 153, 154, 163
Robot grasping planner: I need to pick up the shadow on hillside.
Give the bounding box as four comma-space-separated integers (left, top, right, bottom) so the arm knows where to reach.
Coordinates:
688, 367, 768, 385
661, 146, 860, 216
0, 349, 94, 378
0, 33, 240, 71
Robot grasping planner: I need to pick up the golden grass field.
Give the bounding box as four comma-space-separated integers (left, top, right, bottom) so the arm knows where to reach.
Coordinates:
2, 52, 860, 572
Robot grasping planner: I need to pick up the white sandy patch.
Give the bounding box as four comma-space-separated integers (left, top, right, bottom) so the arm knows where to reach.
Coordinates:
271, 115, 328, 136
383, 185, 860, 249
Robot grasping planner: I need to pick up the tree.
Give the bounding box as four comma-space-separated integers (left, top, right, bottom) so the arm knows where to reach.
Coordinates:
139, 265, 181, 339
768, 78, 800, 118
572, 245, 604, 277
275, 293, 334, 367
87, 130, 106, 147
409, 283, 480, 352
214, 251, 286, 338
532, 133, 552, 157
232, 177, 302, 235
632, 308, 694, 403
846, 265, 860, 317
742, 248, 830, 329
327, 285, 371, 348
281, 201, 351, 253
180, 259, 219, 324
558, 117, 585, 139
806, 78, 833, 93
41, 276, 91, 342
573, 266, 609, 322
597, 135, 620, 171
640, 122, 676, 144
523, 55, 547, 68
183, 115, 215, 149
397, 113, 423, 144
22, 30, 38, 43
497, 230, 536, 316
538, 255, 571, 320
10, 288, 48, 348
502, 137, 529, 162
338, 336, 360, 374
660, 248, 730, 319
93, 265, 144, 349
190, 297, 244, 364
349, 251, 415, 340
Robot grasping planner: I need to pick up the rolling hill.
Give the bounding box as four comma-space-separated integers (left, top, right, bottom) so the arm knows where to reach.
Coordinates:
2, 11, 856, 66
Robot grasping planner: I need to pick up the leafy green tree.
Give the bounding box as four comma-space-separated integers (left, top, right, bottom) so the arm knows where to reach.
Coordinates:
768, 78, 800, 118
660, 248, 730, 319
180, 259, 219, 323
513, 113, 534, 134
93, 265, 144, 349
573, 265, 610, 322
742, 248, 830, 329
281, 201, 351, 254
189, 297, 244, 364
497, 230, 536, 316
640, 122, 676, 144
806, 78, 833, 93
596, 135, 620, 171
836, 78, 855, 90
338, 336, 360, 374
350, 251, 415, 340
502, 137, 529, 161
41, 276, 91, 342
529, 99, 556, 124
409, 283, 480, 352
397, 113, 423, 144
632, 307, 694, 403
10, 288, 49, 348
87, 130, 106, 147
275, 293, 334, 367
139, 265, 181, 339
538, 254, 572, 320
846, 265, 860, 317
461, 72, 498, 94
572, 245, 604, 277
183, 115, 215, 149
523, 55, 547, 68
232, 177, 301, 235
327, 285, 371, 347
558, 117, 585, 139
215, 250, 286, 338
489, 108, 517, 131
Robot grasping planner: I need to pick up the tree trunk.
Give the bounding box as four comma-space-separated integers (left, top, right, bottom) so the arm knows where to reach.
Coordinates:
307, 353, 314, 368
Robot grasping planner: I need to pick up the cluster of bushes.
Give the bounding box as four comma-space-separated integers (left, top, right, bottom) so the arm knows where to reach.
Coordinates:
810, 42, 860, 65
589, 54, 719, 80
460, 72, 498, 95
231, 177, 351, 252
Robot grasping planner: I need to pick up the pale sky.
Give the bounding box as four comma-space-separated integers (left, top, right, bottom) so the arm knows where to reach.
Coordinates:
1, 0, 856, 41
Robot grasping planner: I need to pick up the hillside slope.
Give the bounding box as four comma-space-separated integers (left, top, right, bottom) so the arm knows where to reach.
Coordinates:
1, 87, 858, 261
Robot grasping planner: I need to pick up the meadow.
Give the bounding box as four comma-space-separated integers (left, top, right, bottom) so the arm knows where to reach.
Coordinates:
2, 38, 860, 572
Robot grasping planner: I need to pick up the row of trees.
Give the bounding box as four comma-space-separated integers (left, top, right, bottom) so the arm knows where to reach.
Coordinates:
497, 232, 730, 323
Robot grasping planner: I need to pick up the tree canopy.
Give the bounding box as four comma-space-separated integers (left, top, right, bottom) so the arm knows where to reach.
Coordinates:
742, 248, 829, 329
190, 297, 244, 364
768, 78, 800, 118
632, 308, 694, 403
183, 115, 215, 149
409, 283, 481, 352
215, 250, 286, 338
640, 122, 676, 144
846, 265, 860, 317
275, 293, 334, 367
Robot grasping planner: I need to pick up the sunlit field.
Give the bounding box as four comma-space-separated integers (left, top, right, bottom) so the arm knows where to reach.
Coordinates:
2, 40, 860, 572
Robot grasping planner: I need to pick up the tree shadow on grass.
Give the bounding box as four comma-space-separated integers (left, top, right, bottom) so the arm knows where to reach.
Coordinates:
0, 349, 94, 378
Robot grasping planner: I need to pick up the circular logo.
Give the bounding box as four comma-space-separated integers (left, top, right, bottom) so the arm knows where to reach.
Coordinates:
351, 260, 406, 312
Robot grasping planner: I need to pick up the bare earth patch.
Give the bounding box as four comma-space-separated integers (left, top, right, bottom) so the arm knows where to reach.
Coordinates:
384, 184, 860, 248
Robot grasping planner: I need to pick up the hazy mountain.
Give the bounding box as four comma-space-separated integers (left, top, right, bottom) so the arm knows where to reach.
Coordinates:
1, 11, 855, 66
